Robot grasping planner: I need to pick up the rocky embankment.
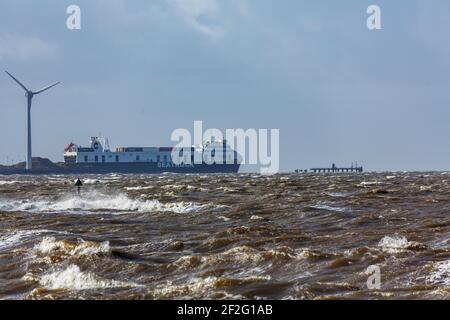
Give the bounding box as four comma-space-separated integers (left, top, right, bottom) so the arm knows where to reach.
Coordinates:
0, 157, 66, 175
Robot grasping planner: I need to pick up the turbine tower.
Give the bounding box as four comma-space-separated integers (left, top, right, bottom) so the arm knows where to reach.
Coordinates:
5, 71, 60, 171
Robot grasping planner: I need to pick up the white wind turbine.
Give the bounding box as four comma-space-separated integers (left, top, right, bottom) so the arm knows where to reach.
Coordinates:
5, 71, 60, 170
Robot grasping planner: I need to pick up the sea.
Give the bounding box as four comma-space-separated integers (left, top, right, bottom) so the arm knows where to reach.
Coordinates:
0, 173, 449, 299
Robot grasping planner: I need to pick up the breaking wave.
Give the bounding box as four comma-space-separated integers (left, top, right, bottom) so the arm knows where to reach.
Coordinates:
378, 236, 425, 253
33, 236, 111, 257
427, 260, 450, 286
27, 265, 128, 291
149, 275, 268, 299
169, 246, 310, 271
23, 237, 142, 292
0, 230, 68, 251
0, 180, 19, 186
357, 181, 382, 187
0, 193, 213, 214
125, 186, 154, 191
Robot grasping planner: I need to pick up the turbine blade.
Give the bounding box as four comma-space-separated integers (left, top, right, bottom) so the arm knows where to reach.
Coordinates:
5, 71, 29, 92
34, 82, 60, 95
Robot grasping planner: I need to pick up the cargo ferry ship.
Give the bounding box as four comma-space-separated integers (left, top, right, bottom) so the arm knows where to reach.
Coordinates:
61, 136, 241, 174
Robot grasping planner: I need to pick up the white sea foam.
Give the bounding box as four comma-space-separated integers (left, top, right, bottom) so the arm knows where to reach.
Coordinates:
0, 230, 68, 250
216, 187, 237, 193
0, 181, 18, 186
36, 265, 125, 290
358, 181, 382, 187
171, 246, 307, 271
33, 236, 111, 257
427, 260, 450, 286
0, 231, 37, 250
0, 193, 211, 214
378, 236, 415, 253
151, 275, 261, 299
81, 178, 122, 185
310, 204, 351, 213
160, 184, 202, 191
82, 179, 102, 185
125, 186, 154, 191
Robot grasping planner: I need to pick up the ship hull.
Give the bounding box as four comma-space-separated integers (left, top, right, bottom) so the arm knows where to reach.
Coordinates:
0, 162, 240, 175
62, 162, 241, 174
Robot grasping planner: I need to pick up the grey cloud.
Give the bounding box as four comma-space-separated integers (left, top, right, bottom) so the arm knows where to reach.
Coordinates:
0, 33, 58, 61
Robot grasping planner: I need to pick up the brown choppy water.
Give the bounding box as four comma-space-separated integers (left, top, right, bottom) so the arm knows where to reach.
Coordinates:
0, 173, 449, 300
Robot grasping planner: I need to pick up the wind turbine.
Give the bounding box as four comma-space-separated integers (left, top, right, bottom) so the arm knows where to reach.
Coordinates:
5, 71, 60, 170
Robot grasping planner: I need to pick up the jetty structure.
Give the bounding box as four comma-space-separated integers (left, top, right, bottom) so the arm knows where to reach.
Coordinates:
295, 163, 364, 174
310, 163, 363, 173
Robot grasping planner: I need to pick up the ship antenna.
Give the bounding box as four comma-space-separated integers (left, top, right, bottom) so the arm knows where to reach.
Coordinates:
105, 138, 110, 151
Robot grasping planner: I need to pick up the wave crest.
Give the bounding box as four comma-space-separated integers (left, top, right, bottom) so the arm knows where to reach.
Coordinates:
33, 236, 110, 258
378, 236, 425, 253
26, 265, 127, 291
427, 260, 450, 286
0, 192, 211, 214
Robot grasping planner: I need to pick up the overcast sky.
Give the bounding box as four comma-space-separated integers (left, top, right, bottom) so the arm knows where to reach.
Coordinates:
1, 0, 450, 172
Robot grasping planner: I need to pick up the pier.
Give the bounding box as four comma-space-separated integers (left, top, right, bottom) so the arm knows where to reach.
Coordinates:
310, 163, 363, 173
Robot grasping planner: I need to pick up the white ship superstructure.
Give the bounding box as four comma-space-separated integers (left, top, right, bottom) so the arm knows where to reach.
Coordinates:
64, 137, 240, 172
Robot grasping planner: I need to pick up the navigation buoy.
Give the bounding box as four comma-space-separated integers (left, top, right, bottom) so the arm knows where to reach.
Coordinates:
75, 179, 83, 195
